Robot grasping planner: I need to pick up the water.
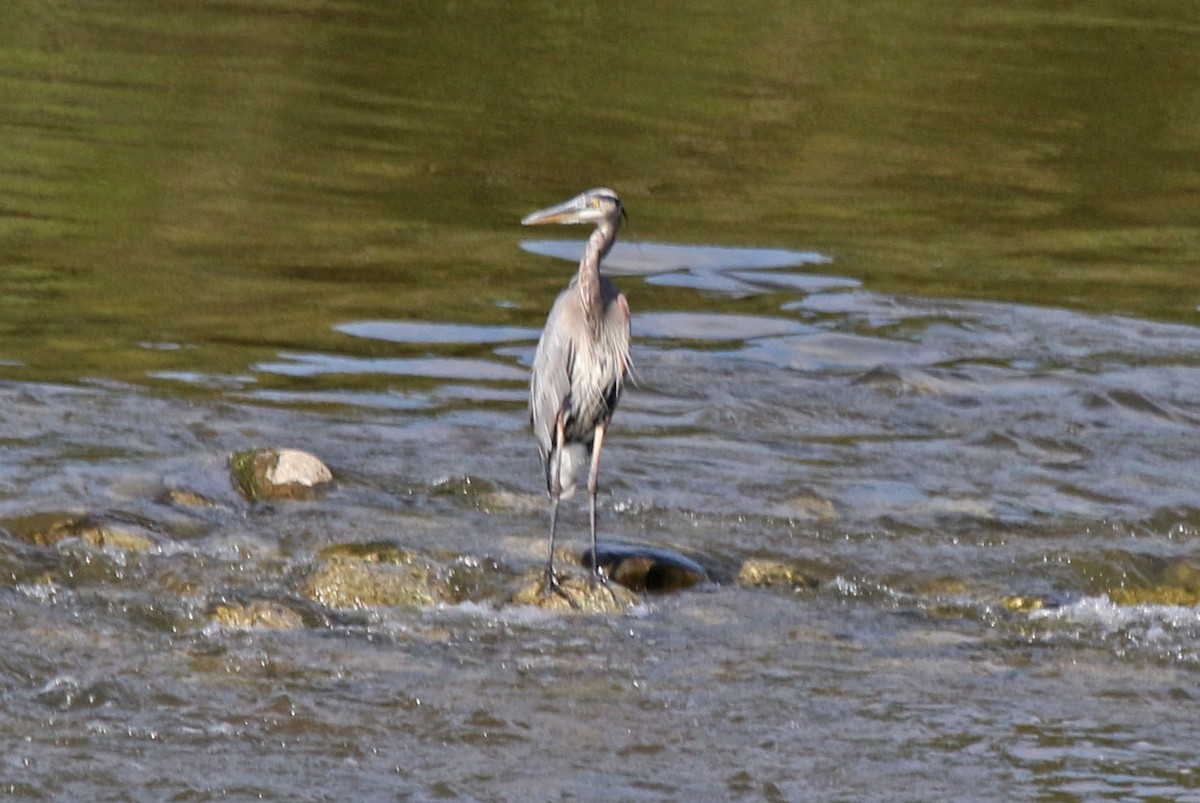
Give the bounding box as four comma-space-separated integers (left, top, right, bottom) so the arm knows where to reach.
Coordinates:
3, 1, 1200, 800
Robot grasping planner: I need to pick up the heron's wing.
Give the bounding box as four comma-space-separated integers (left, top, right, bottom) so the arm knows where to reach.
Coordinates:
608, 289, 631, 380
596, 283, 632, 410
529, 289, 577, 459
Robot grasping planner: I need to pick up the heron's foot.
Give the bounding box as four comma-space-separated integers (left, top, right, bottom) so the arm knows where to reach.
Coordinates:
541, 563, 561, 593
587, 566, 621, 605
540, 565, 581, 609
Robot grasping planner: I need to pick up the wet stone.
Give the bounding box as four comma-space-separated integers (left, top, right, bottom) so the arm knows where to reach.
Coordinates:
229, 448, 333, 502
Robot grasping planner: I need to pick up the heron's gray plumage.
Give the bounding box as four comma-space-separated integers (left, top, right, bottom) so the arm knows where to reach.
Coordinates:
522, 188, 631, 587
530, 273, 629, 494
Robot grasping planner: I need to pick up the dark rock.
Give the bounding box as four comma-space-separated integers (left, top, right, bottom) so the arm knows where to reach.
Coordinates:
585, 543, 709, 593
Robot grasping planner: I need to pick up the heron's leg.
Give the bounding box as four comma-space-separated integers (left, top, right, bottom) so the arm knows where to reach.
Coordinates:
543, 414, 568, 592
586, 421, 608, 584
546, 494, 562, 585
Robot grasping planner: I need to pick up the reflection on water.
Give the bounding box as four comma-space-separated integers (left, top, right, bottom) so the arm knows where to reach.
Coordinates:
520, 239, 834, 275
254, 352, 527, 381
523, 239, 850, 297
336, 321, 539, 345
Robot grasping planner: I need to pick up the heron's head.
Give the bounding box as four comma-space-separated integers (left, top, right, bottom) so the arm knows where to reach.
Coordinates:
521, 188, 624, 227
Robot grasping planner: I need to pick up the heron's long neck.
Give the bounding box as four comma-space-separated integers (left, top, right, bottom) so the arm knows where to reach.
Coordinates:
577, 218, 619, 328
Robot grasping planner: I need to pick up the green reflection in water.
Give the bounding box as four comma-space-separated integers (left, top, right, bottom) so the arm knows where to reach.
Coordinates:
1, 0, 1198, 384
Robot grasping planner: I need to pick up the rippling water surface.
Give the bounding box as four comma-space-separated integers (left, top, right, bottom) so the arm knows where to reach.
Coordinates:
3, 1, 1200, 800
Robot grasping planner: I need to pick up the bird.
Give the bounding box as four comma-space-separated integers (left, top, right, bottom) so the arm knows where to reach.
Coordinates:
522, 188, 631, 591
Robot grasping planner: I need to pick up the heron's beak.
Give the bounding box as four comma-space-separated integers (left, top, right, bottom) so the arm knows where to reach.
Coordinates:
521, 194, 593, 226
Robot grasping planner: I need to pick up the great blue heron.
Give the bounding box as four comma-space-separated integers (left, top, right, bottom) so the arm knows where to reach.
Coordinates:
523, 188, 631, 590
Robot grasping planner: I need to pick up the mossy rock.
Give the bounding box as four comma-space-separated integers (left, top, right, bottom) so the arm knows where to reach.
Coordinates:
230, 448, 333, 503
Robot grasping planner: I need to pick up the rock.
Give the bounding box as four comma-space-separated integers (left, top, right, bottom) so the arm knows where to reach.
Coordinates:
302, 544, 441, 610
210, 599, 306, 630
587, 543, 709, 593
230, 448, 333, 502
510, 572, 639, 613
736, 558, 820, 591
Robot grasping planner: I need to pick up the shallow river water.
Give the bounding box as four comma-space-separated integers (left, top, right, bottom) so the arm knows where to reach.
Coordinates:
3, 1, 1200, 801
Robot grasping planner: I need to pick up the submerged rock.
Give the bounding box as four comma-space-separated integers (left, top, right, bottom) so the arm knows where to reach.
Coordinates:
998, 594, 1046, 613
1107, 556, 1200, 606
510, 572, 639, 613
1071, 552, 1200, 607
229, 448, 333, 502
160, 488, 222, 511
3, 511, 158, 553
779, 493, 838, 522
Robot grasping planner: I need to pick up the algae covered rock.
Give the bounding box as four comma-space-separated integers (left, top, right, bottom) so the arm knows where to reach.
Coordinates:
230, 448, 333, 502
736, 558, 820, 591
